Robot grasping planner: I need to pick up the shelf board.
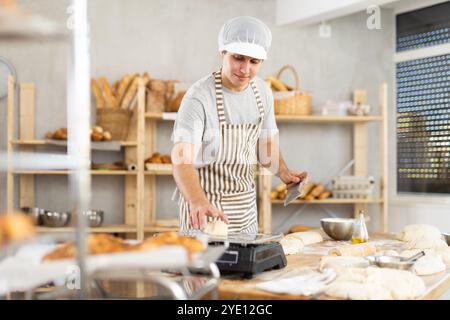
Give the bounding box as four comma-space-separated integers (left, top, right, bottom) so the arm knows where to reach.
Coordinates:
145, 163, 173, 175
271, 198, 384, 204
275, 115, 383, 123
13, 170, 137, 175
144, 225, 179, 233
10, 140, 137, 147
144, 113, 383, 123
36, 225, 137, 233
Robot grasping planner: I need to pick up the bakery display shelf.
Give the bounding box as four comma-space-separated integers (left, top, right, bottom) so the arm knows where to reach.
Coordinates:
271, 198, 384, 204
13, 170, 137, 175
275, 115, 383, 123
10, 139, 137, 147
144, 112, 383, 123
145, 163, 173, 175
36, 225, 137, 234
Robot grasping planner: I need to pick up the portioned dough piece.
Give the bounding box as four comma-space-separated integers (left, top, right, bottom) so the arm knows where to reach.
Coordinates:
280, 236, 303, 255
319, 256, 369, 272
366, 268, 426, 299
413, 254, 446, 276
327, 267, 426, 300
396, 224, 442, 242
380, 250, 399, 257
329, 243, 377, 257
325, 281, 391, 300
434, 246, 450, 264
286, 231, 323, 246
406, 237, 448, 249
204, 220, 228, 237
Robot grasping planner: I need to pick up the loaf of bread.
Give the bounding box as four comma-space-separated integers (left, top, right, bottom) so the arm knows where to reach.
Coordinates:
318, 191, 331, 200
121, 77, 139, 109
91, 79, 105, 109
100, 76, 118, 108
310, 183, 325, 198
116, 74, 132, 103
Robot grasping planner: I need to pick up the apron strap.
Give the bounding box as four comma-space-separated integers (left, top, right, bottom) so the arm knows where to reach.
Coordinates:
214, 70, 227, 126
249, 80, 265, 124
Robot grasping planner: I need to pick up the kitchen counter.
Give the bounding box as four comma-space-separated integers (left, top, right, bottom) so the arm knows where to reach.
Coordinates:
217, 233, 450, 300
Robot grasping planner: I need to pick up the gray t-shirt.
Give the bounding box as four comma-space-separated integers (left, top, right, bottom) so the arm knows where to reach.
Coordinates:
172, 73, 278, 168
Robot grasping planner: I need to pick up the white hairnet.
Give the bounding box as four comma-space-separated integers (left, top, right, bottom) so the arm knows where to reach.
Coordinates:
218, 16, 272, 60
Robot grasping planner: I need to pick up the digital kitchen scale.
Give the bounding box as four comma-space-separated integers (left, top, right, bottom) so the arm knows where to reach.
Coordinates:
207, 233, 287, 279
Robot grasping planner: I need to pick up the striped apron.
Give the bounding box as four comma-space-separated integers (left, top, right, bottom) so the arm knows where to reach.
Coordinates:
178, 70, 265, 234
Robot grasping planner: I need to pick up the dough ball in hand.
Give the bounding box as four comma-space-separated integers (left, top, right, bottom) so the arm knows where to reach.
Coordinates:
204, 220, 228, 237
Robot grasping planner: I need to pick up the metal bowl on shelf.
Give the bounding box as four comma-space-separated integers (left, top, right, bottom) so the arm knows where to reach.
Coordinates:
83, 210, 104, 228
321, 218, 354, 241
21, 207, 45, 226
443, 233, 450, 246
42, 211, 71, 228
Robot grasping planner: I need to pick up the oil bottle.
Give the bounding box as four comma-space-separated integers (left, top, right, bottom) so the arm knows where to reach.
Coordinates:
351, 210, 369, 244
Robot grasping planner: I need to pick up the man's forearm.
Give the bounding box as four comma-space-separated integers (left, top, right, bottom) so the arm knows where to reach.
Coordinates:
258, 137, 289, 177
173, 164, 209, 205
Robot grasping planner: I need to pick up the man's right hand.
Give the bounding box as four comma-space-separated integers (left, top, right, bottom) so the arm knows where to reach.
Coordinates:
189, 201, 229, 230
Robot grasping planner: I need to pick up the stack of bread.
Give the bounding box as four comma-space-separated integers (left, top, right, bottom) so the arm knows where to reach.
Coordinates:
145, 152, 171, 164
45, 126, 112, 142
270, 182, 332, 201
91, 72, 151, 110
42, 231, 205, 262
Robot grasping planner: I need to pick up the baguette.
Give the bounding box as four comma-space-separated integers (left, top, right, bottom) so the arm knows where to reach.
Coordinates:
117, 74, 131, 104
310, 183, 325, 198
91, 79, 105, 109
100, 76, 118, 108
266, 76, 288, 92
318, 191, 331, 200
301, 182, 315, 198
120, 77, 139, 109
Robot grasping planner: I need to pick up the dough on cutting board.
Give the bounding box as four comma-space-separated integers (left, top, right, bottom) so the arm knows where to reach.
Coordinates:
406, 237, 448, 250
325, 281, 391, 300
396, 224, 442, 242
328, 243, 377, 257
325, 267, 426, 300
319, 256, 369, 272
413, 254, 446, 276
434, 246, 450, 264
287, 231, 323, 246
203, 220, 228, 237
280, 236, 304, 255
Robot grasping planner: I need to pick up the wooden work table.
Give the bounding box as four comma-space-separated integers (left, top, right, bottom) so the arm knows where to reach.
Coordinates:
217, 233, 450, 300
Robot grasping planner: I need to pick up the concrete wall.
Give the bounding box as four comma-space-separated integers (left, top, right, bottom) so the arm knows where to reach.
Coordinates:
2, 0, 445, 235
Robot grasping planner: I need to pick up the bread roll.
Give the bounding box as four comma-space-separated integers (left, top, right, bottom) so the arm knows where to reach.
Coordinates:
300, 183, 315, 198
288, 225, 312, 233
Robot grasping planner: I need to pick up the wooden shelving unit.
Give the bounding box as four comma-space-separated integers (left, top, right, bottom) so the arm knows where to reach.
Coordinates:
6, 76, 148, 239
6, 75, 388, 237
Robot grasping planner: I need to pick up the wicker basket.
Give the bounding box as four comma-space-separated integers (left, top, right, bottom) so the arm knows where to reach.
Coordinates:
96, 108, 132, 141
273, 65, 312, 115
